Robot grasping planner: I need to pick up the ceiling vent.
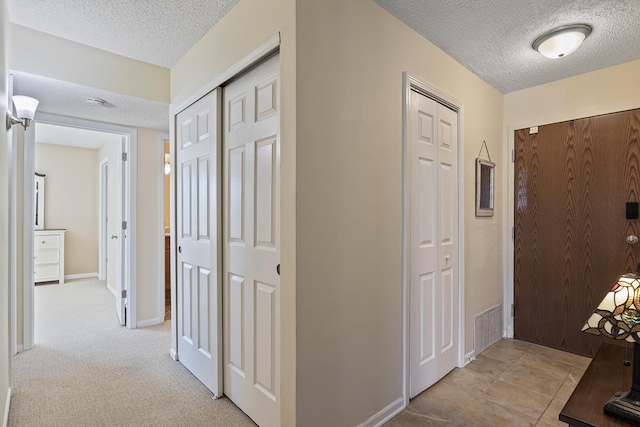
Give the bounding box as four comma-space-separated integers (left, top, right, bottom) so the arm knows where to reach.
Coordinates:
86, 97, 114, 108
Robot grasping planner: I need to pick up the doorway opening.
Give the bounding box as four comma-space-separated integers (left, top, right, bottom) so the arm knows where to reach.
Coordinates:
13, 112, 138, 352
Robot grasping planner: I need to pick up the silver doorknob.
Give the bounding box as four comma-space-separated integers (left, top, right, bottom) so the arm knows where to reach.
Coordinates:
111, 235, 118, 240
626, 235, 638, 245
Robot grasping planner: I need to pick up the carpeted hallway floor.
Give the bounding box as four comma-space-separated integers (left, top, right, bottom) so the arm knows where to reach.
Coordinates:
8, 278, 255, 427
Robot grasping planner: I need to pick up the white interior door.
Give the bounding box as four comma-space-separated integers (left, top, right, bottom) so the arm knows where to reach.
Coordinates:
176, 89, 223, 396
223, 54, 280, 427
409, 90, 459, 398
114, 138, 127, 325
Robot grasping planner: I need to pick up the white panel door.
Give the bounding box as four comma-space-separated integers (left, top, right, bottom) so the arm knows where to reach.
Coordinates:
223, 54, 280, 427
409, 90, 459, 398
176, 89, 223, 396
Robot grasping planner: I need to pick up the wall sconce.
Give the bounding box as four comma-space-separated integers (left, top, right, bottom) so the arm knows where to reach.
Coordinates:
6, 95, 39, 131
532, 24, 592, 59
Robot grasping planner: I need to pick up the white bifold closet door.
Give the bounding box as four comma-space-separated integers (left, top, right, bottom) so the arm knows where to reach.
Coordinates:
409, 89, 459, 398
176, 89, 223, 397
223, 54, 280, 427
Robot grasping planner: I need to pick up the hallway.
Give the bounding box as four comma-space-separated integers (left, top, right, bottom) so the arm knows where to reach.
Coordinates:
9, 279, 254, 427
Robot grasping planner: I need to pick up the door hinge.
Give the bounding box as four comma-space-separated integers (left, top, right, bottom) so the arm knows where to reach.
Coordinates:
122, 152, 128, 161
122, 221, 127, 230
512, 226, 515, 240
511, 304, 515, 317
122, 289, 127, 299
512, 149, 515, 163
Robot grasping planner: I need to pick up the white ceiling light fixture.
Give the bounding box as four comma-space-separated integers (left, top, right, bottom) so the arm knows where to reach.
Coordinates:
533, 24, 592, 59
6, 95, 39, 130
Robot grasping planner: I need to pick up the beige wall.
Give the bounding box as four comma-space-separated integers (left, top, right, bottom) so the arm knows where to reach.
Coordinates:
35, 143, 99, 275
296, 1, 503, 425
1, 0, 10, 420
9, 24, 169, 103
504, 59, 640, 128
170, 0, 296, 423
136, 128, 164, 323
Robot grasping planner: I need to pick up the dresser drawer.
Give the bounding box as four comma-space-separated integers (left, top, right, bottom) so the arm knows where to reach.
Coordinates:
34, 230, 65, 284
35, 235, 60, 250
34, 250, 60, 265
34, 264, 60, 281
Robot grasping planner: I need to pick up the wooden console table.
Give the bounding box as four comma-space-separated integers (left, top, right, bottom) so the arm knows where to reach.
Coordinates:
560, 343, 636, 426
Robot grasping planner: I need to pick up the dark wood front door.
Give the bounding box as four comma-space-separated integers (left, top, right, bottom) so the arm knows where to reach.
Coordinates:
514, 108, 640, 357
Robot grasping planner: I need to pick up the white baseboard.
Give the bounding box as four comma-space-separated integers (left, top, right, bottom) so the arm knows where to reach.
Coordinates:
64, 272, 98, 280
464, 350, 476, 366
170, 348, 178, 361
136, 317, 164, 328
15, 344, 23, 354
3, 387, 11, 427
357, 397, 404, 427
106, 285, 117, 297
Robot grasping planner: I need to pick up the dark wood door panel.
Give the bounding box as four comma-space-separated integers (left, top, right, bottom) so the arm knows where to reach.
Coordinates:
514, 109, 640, 357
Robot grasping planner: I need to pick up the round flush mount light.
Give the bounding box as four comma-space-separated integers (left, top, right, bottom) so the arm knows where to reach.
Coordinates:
533, 24, 592, 59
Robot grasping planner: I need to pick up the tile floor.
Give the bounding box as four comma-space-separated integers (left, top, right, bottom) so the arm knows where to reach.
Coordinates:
384, 338, 592, 427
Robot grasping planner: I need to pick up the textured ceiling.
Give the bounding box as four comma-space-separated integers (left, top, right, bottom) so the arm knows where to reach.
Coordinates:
375, 0, 640, 93
35, 123, 121, 150
12, 71, 170, 131
8, 0, 239, 68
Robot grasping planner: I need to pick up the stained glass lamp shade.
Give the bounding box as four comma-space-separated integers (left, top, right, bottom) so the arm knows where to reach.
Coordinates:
582, 269, 640, 423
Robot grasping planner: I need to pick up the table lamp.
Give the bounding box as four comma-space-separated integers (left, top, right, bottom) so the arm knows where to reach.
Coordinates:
582, 265, 640, 423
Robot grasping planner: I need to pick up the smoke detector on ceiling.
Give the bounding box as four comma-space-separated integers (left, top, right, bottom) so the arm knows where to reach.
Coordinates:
86, 97, 114, 108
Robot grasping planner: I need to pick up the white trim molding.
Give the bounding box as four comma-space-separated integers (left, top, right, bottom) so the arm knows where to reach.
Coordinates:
3, 388, 11, 427
357, 397, 404, 427
465, 350, 476, 366
136, 317, 164, 328
64, 273, 99, 281
98, 157, 109, 281
401, 72, 466, 406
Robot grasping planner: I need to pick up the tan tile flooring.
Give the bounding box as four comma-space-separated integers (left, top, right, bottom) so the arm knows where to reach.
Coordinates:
385, 338, 592, 427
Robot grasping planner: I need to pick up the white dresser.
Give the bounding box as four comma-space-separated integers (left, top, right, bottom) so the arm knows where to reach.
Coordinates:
34, 229, 65, 285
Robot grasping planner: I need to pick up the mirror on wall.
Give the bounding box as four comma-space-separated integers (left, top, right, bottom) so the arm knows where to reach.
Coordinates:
475, 159, 495, 217
35, 172, 45, 230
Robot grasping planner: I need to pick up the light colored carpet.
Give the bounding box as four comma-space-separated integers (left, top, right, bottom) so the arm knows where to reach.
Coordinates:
9, 279, 255, 427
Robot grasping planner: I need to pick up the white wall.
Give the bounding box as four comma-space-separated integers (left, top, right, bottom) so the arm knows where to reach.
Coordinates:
170, 0, 296, 423
1, 0, 11, 423
35, 143, 99, 276
295, 1, 503, 425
